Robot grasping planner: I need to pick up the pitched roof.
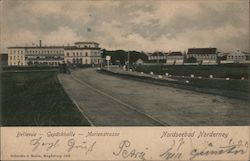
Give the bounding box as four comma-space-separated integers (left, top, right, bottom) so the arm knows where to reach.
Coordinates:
8, 46, 64, 49
150, 52, 167, 56
64, 46, 101, 50
74, 41, 99, 45
242, 52, 250, 55
8, 46, 100, 50
187, 48, 217, 55
168, 52, 183, 56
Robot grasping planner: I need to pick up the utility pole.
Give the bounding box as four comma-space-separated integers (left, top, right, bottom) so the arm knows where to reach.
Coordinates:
127, 51, 130, 70
157, 52, 160, 64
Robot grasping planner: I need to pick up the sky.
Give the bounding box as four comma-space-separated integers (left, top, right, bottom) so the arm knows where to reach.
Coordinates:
0, 0, 249, 53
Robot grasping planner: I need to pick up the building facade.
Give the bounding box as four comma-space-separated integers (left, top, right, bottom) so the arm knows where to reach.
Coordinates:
187, 48, 217, 64
166, 52, 184, 65
64, 42, 102, 65
226, 50, 246, 63
8, 41, 102, 66
148, 52, 167, 63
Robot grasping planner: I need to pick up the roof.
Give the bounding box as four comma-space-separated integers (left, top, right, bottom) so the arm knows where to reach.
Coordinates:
227, 51, 246, 56
187, 48, 217, 55
242, 51, 250, 55
168, 52, 183, 56
8, 46, 100, 50
8, 46, 64, 49
64, 46, 101, 50
74, 41, 99, 45
149, 52, 167, 56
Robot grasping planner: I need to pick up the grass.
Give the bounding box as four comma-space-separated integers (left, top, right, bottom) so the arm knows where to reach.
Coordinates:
3, 66, 59, 71
1, 70, 90, 126
134, 64, 250, 99
174, 76, 250, 93
135, 64, 250, 79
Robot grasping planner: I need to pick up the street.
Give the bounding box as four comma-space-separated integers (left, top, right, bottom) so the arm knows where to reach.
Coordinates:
58, 68, 249, 126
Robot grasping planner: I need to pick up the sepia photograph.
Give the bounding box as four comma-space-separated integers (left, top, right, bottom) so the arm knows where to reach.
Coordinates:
0, 0, 249, 160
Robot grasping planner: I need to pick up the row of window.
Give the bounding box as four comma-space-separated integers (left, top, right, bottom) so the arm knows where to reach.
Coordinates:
149, 56, 166, 60
9, 55, 24, 60
27, 56, 62, 59
9, 50, 24, 54
10, 50, 64, 54
189, 55, 216, 59
26, 50, 63, 54
9, 62, 24, 65
69, 58, 100, 64
28, 61, 60, 65
227, 55, 245, 59
65, 51, 99, 57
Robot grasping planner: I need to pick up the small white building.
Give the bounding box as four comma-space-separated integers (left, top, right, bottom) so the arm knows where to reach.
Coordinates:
166, 52, 184, 65
135, 58, 144, 65
226, 50, 246, 63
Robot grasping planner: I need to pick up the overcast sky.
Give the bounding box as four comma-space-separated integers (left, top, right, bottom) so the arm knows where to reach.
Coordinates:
1, 0, 249, 53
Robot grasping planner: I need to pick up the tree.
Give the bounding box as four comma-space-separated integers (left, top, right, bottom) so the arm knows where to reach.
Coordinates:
187, 57, 197, 63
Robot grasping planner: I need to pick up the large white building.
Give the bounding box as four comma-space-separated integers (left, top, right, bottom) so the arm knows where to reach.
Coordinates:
64, 42, 102, 65
8, 41, 102, 66
187, 48, 218, 64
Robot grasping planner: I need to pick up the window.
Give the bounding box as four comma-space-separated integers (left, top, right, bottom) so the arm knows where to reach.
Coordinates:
66, 52, 69, 57
86, 52, 88, 56
73, 52, 75, 56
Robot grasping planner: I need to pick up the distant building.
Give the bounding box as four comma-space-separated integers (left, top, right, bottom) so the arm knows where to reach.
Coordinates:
135, 58, 144, 65
64, 42, 102, 65
166, 52, 184, 65
223, 50, 247, 63
243, 52, 250, 63
187, 48, 217, 64
8, 40, 102, 66
148, 52, 167, 63
0, 53, 8, 66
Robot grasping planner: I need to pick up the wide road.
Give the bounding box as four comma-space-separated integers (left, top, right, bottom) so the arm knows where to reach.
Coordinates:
58, 68, 249, 126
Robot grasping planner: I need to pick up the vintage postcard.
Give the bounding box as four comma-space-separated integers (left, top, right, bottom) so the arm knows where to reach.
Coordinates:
0, 0, 249, 160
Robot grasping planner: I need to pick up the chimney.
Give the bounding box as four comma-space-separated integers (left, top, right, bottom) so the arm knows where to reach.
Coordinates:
39, 40, 42, 47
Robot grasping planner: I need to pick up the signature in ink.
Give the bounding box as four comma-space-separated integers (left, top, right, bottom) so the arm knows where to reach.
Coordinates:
30, 137, 59, 152
66, 138, 96, 154
190, 139, 249, 160
113, 140, 148, 161
159, 138, 184, 160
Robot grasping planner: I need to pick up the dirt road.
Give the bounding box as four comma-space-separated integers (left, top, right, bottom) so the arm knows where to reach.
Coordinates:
58, 68, 249, 126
